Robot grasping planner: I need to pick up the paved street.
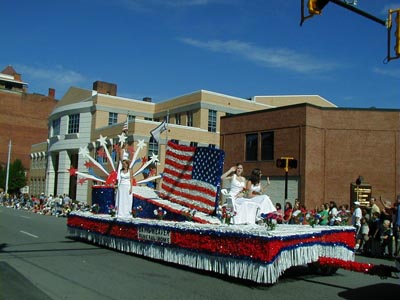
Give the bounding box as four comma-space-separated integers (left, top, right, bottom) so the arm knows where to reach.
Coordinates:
0, 206, 399, 300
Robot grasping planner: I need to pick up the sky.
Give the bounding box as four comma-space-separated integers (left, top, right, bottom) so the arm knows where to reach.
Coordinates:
2, 0, 400, 109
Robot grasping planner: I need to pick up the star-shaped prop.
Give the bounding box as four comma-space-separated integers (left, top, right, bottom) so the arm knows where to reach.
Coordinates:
118, 133, 127, 145
130, 139, 146, 169
78, 178, 88, 185
149, 152, 159, 163
97, 134, 108, 147
84, 161, 95, 169
68, 167, 78, 176
79, 146, 90, 158
113, 143, 120, 152
97, 147, 106, 158
106, 170, 118, 185
137, 139, 146, 149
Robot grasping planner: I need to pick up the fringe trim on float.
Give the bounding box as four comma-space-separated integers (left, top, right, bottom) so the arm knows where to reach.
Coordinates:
68, 227, 354, 284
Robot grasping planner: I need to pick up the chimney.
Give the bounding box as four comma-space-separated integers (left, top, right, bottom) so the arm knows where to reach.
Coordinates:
48, 88, 55, 99
14, 73, 22, 82
93, 81, 117, 96
142, 97, 152, 102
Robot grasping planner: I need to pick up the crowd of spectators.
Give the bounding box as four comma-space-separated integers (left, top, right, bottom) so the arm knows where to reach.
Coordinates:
353, 196, 400, 259
0, 191, 89, 217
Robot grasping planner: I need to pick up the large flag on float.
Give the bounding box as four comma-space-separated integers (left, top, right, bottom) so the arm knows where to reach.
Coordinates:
160, 141, 225, 214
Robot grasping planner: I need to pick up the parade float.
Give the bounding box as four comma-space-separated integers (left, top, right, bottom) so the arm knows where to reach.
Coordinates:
67, 133, 398, 284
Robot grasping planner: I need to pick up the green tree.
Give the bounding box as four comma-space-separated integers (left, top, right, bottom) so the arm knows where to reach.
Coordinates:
7, 159, 27, 195
0, 164, 5, 191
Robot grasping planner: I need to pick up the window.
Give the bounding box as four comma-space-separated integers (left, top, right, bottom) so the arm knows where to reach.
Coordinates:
261, 132, 274, 161
108, 112, 118, 125
208, 109, 217, 132
52, 118, 60, 136
190, 141, 198, 147
128, 115, 135, 122
187, 111, 193, 127
148, 137, 159, 157
245, 133, 258, 161
175, 113, 181, 125
68, 114, 80, 134
145, 117, 153, 121
171, 139, 179, 144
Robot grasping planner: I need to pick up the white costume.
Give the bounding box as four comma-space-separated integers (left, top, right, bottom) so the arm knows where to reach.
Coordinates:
116, 170, 132, 218
228, 176, 276, 224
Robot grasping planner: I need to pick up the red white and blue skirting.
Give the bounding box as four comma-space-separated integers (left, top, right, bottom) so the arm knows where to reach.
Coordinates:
67, 211, 356, 284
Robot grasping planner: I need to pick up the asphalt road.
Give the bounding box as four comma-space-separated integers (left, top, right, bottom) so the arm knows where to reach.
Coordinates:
0, 206, 399, 300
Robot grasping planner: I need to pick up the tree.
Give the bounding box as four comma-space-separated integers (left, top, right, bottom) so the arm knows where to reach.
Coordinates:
4, 159, 26, 195
0, 164, 5, 191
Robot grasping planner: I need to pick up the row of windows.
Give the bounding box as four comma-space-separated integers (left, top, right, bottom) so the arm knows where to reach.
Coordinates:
52, 108, 219, 137
246, 132, 274, 161
53, 114, 81, 135
31, 157, 47, 169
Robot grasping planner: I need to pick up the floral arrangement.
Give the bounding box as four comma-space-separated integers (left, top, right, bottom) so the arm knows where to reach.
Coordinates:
336, 210, 350, 225
154, 207, 167, 220
305, 211, 321, 227
241, 188, 249, 198
318, 257, 399, 279
260, 212, 278, 230
90, 203, 100, 214
181, 208, 197, 221
220, 206, 236, 224
131, 205, 143, 218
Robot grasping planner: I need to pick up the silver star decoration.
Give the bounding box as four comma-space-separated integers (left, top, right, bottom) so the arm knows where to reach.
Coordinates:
149, 152, 159, 163
118, 133, 127, 145
137, 139, 146, 149
97, 134, 108, 146
79, 146, 89, 157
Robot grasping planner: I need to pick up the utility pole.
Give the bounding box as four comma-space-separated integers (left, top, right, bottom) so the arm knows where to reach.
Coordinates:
276, 157, 298, 200
5, 140, 11, 194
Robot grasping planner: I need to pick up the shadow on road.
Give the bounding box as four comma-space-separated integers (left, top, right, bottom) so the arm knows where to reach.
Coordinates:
338, 283, 400, 298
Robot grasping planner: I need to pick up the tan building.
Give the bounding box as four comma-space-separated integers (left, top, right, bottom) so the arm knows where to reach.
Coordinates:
32, 80, 334, 203
220, 103, 400, 209
0, 66, 57, 193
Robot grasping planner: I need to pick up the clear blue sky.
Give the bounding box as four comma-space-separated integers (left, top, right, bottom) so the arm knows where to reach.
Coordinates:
2, 0, 399, 108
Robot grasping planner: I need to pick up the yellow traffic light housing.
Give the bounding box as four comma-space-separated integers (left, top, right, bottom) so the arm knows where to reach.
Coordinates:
395, 10, 400, 56
308, 0, 329, 15
387, 9, 400, 61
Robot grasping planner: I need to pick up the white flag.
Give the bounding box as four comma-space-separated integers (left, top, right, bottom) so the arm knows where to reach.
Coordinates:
150, 121, 168, 143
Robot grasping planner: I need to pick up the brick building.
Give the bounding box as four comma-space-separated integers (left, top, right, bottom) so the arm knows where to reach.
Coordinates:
0, 66, 57, 188
220, 103, 400, 209
31, 80, 334, 202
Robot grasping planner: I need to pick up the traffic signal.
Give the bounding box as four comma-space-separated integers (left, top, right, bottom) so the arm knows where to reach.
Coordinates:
276, 157, 298, 170
308, 0, 329, 15
276, 159, 286, 169
288, 159, 298, 169
395, 10, 400, 56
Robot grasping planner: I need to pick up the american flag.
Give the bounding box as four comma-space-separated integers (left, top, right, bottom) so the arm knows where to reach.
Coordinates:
160, 141, 225, 214
122, 115, 129, 132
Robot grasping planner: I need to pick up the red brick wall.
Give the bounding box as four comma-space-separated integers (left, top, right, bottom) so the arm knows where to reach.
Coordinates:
0, 91, 57, 170
220, 104, 400, 210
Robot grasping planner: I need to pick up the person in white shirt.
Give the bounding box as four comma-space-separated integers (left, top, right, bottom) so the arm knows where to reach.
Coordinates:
352, 201, 363, 250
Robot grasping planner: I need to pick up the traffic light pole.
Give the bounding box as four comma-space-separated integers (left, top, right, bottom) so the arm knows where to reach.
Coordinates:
329, 0, 386, 26
284, 169, 289, 200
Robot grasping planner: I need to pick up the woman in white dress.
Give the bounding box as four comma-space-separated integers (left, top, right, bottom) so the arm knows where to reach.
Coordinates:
243, 168, 276, 221
221, 163, 253, 224
221, 165, 275, 224
116, 159, 133, 218
221, 163, 246, 199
